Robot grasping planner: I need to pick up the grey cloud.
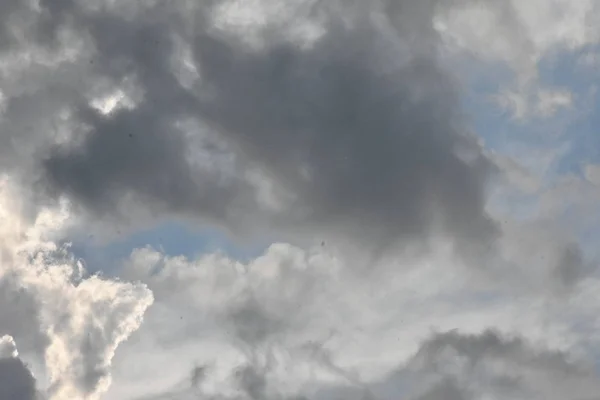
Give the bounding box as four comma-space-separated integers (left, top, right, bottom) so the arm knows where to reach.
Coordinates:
0, 336, 37, 400
0, 0, 39, 51
40, 8, 247, 225
414, 379, 467, 400
0, 0, 497, 255
555, 243, 586, 287
0, 357, 37, 400
226, 295, 284, 348
410, 329, 576, 373
233, 364, 268, 400
0, 274, 48, 357
136, 329, 600, 400
355, 329, 600, 400
191, 19, 497, 251
396, 330, 600, 400
190, 365, 206, 388
132, 364, 271, 400
493, 219, 592, 292
44, 104, 238, 223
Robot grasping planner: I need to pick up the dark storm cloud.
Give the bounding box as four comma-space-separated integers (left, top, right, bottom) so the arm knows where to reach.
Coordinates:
44, 103, 238, 222
28, 0, 497, 253
191, 17, 497, 250
40, 6, 248, 225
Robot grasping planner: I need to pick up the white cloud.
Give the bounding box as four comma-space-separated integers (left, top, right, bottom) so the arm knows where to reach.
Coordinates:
584, 164, 600, 186
435, 0, 597, 119
0, 177, 153, 399
211, 0, 326, 48
436, 0, 600, 72
0, 335, 19, 359
493, 86, 573, 120
578, 50, 600, 68
102, 236, 600, 398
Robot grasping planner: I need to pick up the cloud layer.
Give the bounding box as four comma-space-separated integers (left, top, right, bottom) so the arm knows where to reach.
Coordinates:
0, 0, 599, 399
106, 243, 600, 399
0, 0, 499, 255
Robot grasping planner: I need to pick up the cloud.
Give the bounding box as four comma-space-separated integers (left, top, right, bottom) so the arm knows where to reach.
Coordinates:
389, 329, 600, 400
584, 164, 600, 186
435, 0, 599, 119
0, 335, 37, 400
122, 326, 600, 399
1, 0, 589, 265
107, 237, 600, 398
0, 0, 498, 257
188, 10, 497, 253
493, 87, 573, 120
0, 0, 599, 399
0, 177, 153, 399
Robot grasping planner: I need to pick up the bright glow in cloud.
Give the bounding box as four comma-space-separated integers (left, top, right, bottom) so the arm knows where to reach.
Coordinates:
0, 177, 153, 399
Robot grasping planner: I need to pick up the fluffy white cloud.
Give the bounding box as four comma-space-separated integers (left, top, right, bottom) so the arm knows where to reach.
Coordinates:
0, 177, 153, 399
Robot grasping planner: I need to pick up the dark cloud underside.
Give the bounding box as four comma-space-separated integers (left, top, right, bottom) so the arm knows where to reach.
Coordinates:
9, 0, 496, 253
0, 355, 37, 400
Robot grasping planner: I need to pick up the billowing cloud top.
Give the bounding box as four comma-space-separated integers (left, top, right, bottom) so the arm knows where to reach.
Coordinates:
1, 0, 600, 399
0, 178, 153, 399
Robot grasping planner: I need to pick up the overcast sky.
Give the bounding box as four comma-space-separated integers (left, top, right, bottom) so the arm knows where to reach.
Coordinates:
1, 0, 600, 399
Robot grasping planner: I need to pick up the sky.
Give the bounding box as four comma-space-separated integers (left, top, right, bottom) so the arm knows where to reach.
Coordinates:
1, 0, 600, 399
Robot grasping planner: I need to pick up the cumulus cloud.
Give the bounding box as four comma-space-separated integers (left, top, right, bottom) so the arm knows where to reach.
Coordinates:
116, 253, 600, 400
105, 239, 600, 399
493, 87, 573, 120
0, 178, 153, 399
